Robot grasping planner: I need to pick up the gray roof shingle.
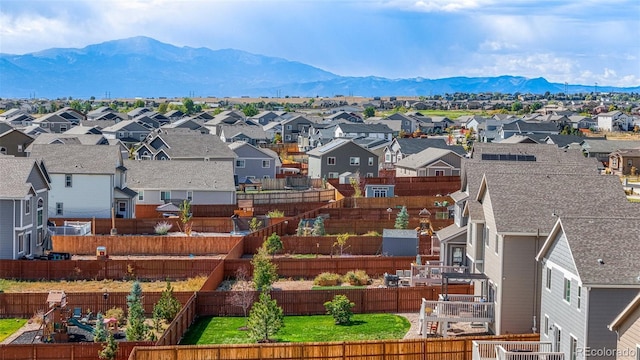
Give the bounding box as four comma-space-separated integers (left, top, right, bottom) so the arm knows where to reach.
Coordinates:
124, 160, 235, 191
29, 144, 122, 175
0, 157, 46, 198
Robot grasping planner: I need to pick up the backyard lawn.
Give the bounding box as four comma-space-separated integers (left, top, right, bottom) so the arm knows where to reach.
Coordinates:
0, 319, 27, 342
181, 314, 410, 344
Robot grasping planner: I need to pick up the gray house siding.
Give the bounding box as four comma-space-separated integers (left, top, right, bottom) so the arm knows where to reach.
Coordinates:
0, 201, 15, 259
586, 288, 639, 360
308, 142, 378, 179
232, 145, 276, 180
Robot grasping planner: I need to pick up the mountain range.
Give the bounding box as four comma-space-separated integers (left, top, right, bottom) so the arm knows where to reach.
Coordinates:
1, 36, 638, 99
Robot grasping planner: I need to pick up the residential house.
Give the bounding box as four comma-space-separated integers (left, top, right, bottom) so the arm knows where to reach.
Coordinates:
218, 123, 270, 145
32, 113, 73, 133
307, 139, 378, 179
161, 117, 208, 134
567, 115, 596, 129
395, 148, 462, 177
498, 120, 559, 140
127, 107, 152, 120
250, 111, 286, 125
597, 111, 634, 132
54, 107, 86, 125
281, 115, 314, 143
101, 120, 153, 145
0, 157, 51, 259
0, 124, 34, 157
134, 131, 236, 162
608, 293, 640, 360
334, 123, 393, 141
536, 217, 640, 359
133, 115, 161, 130
27, 133, 110, 148
581, 139, 640, 166
609, 148, 640, 175
382, 138, 466, 169
325, 110, 362, 123
87, 106, 123, 121
263, 122, 282, 143
124, 159, 236, 209
0, 109, 35, 127
229, 141, 281, 182
365, 113, 416, 135
300, 123, 338, 151
542, 134, 585, 148
63, 125, 103, 135
28, 144, 136, 219
164, 109, 185, 121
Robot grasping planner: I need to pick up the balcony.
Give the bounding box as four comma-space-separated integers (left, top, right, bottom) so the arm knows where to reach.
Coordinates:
407, 263, 468, 286
472, 341, 564, 360
419, 296, 494, 337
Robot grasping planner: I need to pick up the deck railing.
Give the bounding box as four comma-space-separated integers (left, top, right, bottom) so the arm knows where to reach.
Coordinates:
472, 341, 555, 360
408, 263, 468, 286
496, 346, 565, 360
422, 299, 494, 323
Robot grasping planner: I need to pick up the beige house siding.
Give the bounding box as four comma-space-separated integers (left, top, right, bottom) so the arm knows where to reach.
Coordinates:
616, 304, 640, 360
480, 190, 502, 333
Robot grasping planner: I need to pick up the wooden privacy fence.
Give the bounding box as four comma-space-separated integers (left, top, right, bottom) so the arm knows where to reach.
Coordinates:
128, 334, 539, 360
52, 235, 242, 255
49, 217, 236, 235
0, 259, 219, 281
156, 293, 198, 346
197, 285, 472, 316
0, 341, 152, 360
199, 261, 226, 292
237, 190, 335, 205
341, 195, 454, 209
223, 256, 439, 278
0, 291, 195, 319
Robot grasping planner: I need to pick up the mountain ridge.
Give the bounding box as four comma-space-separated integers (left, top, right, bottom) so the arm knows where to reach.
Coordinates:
1, 36, 638, 99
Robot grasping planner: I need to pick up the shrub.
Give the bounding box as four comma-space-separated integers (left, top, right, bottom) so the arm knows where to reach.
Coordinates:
363, 230, 381, 236
154, 221, 172, 235
324, 294, 355, 325
267, 209, 285, 218
343, 270, 369, 286
314, 272, 341, 286
264, 233, 283, 256
105, 307, 125, 326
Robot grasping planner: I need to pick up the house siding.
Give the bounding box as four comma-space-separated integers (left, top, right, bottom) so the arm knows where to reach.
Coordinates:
233, 145, 276, 180
540, 231, 586, 357
308, 142, 378, 179
616, 303, 640, 360
479, 190, 502, 333
0, 200, 16, 259
49, 174, 113, 218
134, 189, 235, 205
587, 288, 639, 360
501, 235, 544, 334
0, 131, 33, 157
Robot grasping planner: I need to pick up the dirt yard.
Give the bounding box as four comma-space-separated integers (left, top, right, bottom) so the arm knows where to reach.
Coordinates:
0, 277, 207, 293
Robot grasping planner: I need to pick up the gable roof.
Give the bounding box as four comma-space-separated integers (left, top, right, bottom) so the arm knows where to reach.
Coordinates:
306, 138, 376, 157
219, 123, 269, 140
29, 144, 122, 175
124, 159, 235, 191
609, 293, 640, 331
582, 139, 640, 154
336, 123, 393, 134
101, 120, 150, 132
395, 138, 466, 156
142, 133, 236, 160
30, 134, 107, 147
396, 148, 461, 170
0, 157, 49, 199
538, 217, 640, 286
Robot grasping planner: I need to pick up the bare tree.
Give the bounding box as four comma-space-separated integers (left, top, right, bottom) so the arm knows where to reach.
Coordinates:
228, 266, 255, 327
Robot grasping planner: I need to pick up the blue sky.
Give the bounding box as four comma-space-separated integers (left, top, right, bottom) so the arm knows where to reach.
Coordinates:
1, 0, 639, 87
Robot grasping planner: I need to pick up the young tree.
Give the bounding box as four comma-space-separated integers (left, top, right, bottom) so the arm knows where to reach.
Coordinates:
152, 281, 182, 323
98, 333, 118, 360
264, 233, 283, 256
311, 216, 325, 236
251, 246, 278, 291
243, 103, 259, 117
363, 106, 375, 118
228, 266, 255, 326
333, 233, 350, 256
126, 281, 148, 341
324, 294, 355, 325
247, 291, 284, 343
249, 217, 263, 232
394, 206, 409, 229
93, 312, 107, 343
182, 98, 195, 114
179, 200, 193, 236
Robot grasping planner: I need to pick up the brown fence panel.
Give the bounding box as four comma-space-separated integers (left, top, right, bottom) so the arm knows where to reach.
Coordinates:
280, 236, 382, 255
52, 235, 240, 255
200, 262, 226, 292
156, 292, 197, 346
0, 341, 152, 360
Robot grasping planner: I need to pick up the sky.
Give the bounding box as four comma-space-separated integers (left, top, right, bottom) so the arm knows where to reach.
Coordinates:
1, 0, 639, 87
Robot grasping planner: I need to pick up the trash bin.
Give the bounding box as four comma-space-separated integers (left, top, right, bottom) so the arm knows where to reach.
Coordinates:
384, 273, 399, 287
96, 246, 108, 260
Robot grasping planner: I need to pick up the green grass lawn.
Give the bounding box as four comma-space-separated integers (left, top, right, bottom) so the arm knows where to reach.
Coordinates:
181, 314, 410, 345
0, 319, 27, 342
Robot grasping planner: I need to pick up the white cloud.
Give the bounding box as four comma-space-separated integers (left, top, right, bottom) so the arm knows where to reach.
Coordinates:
479, 40, 518, 52
379, 0, 492, 12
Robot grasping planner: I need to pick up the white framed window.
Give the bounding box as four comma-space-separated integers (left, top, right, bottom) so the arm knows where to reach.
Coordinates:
570, 336, 577, 360
263, 175, 270, 179
577, 286, 581, 309
350, 157, 360, 166
286, 125, 292, 130
285, 134, 291, 141
37, 198, 43, 227
235, 160, 245, 168
187, 191, 193, 201
160, 191, 171, 201
366, 172, 373, 178
554, 326, 562, 352
636, 345, 640, 360
385, 153, 391, 162
485, 227, 490, 248
37, 229, 44, 246
435, 170, 445, 176
546, 267, 552, 290
118, 202, 126, 213
564, 278, 571, 303
494, 234, 499, 254
328, 172, 339, 179
17, 144, 23, 152
368, 157, 374, 166
0, 147, 6, 155
544, 315, 549, 336
25, 198, 30, 215
60, 125, 68, 132
371, 187, 387, 197
65, 174, 72, 187
18, 233, 24, 253
262, 160, 270, 168
327, 157, 336, 165
138, 190, 144, 201
56, 202, 63, 216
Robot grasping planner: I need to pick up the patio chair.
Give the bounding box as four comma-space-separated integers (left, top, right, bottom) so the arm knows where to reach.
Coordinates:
396, 270, 404, 277
72, 307, 82, 319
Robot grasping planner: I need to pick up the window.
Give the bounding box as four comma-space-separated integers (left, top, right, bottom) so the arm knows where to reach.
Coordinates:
262, 160, 270, 168
328, 172, 339, 179
0, 147, 6, 155
187, 191, 193, 201
65, 174, 72, 187
235, 160, 245, 168
546, 267, 552, 290
285, 134, 291, 141
56, 203, 63, 216
160, 191, 171, 201
485, 227, 490, 248
564, 278, 571, 303
118, 131, 125, 138
570, 336, 577, 360
385, 153, 391, 162
60, 125, 67, 132
25, 198, 30, 215
17, 144, 23, 152
494, 234, 499, 254
544, 315, 549, 336
368, 157, 374, 166
366, 172, 374, 178
327, 157, 336, 165
37, 229, 43, 246
138, 190, 144, 201
18, 233, 24, 253
612, 157, 618, 168
119, 202, 126, 212
577, 286, 581, 309
554, 327, 562, 353
286, 125, 292, 130
37, 199, 43, 227
636, 345, 640, 360
371, 187, 387, 197
435, 170, 445, 176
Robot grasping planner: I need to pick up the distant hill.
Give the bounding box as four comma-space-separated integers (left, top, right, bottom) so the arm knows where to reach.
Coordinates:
1, 36, 638, 99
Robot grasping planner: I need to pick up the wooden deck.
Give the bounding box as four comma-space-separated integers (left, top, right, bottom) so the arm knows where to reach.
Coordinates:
473, 341, 564, 360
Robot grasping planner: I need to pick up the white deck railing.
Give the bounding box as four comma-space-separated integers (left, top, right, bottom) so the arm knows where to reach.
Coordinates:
409, 263, 468, 286
472, 341, 557, 360
422, 299, 494, 323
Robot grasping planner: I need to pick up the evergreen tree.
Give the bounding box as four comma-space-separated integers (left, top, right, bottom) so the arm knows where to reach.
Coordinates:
152, 281, 182, 323
394, 206, 409, 229
311, 216, 325, 236
98, 333, 118, 360
251, 246, 278, 291
93, 313, 107, 342
264, 233, 283, 256
126, 281, 147, 341
247, 291, 284, 343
